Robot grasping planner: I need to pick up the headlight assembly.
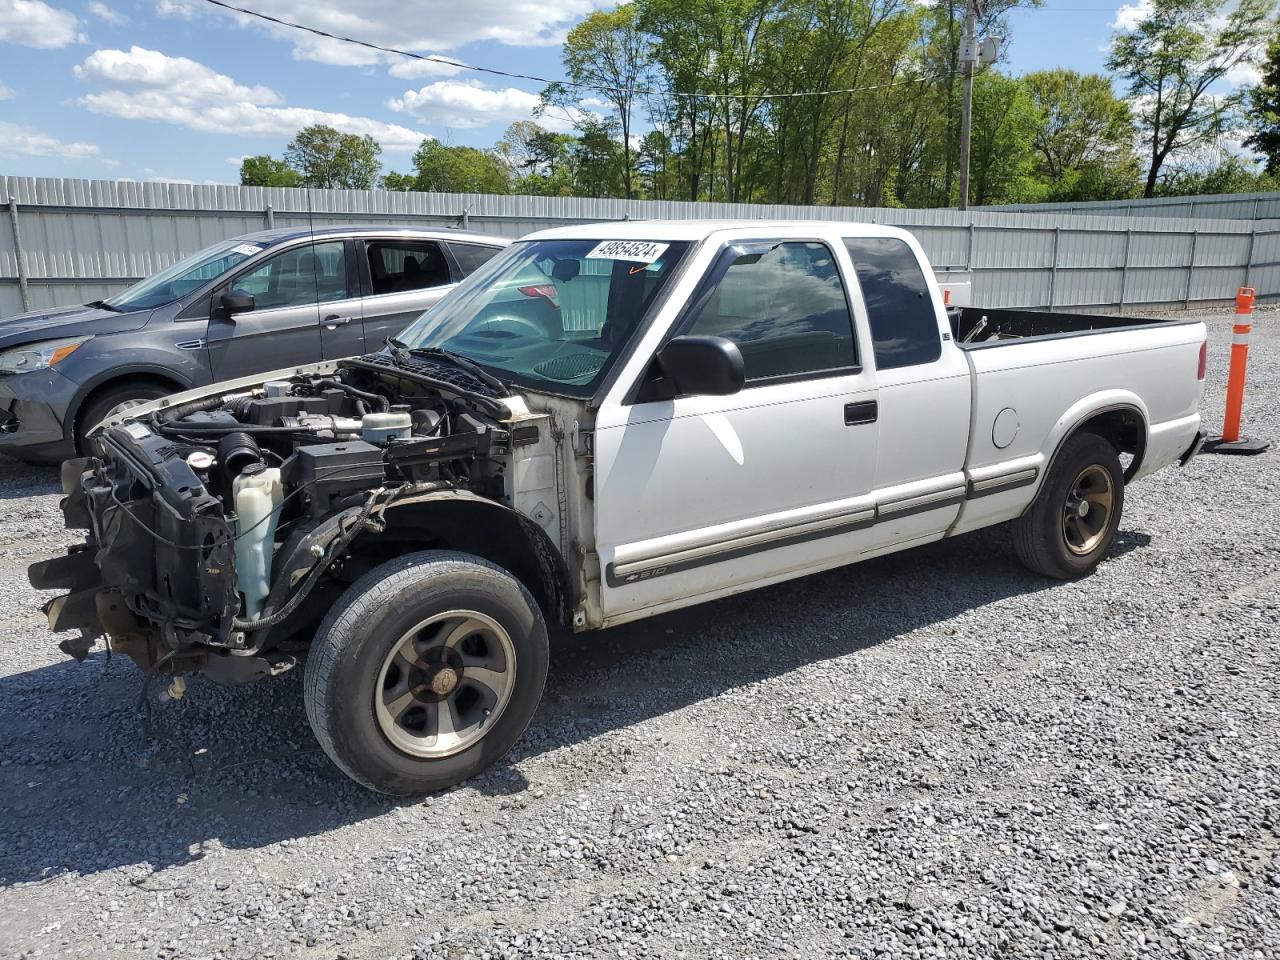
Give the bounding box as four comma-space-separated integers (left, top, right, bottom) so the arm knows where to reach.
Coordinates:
0, 336, 91, 375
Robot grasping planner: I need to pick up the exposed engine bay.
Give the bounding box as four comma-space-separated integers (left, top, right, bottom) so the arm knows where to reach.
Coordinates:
31, 350, 547, 683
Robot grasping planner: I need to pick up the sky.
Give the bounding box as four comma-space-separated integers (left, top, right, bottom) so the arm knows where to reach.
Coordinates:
0, 0, 1263, 184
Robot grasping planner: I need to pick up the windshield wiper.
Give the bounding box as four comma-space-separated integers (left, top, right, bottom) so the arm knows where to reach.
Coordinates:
405, 345, 511, 397
87, 299, 123, 312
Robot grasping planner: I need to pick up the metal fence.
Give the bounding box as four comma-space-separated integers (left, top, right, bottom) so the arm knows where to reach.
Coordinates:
4, 176, 1279, 318
980, 190, 1280, 221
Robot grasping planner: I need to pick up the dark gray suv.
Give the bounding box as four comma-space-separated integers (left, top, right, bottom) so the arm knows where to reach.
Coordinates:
0, 225, 508, 461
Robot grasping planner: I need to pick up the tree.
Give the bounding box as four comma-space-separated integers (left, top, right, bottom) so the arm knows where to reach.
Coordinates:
239, 155, 300, 187
1024, 69, 1139, 201
284, 124, 383, 189
968, 72, 1041, 205
549, 5, 649, 198
1245, 34, 1280, 174
570, 116, 626, 197
1108, 0, 1274, 197
381, 171, 417, 191
410, 140, 510, 194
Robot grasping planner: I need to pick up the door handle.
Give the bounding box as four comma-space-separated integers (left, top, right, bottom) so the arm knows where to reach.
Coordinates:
844, 400, 878, 425
324, 315, 353, 328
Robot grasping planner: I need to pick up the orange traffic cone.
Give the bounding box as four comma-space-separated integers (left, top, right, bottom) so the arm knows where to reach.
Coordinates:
1203, 287, 1270, 455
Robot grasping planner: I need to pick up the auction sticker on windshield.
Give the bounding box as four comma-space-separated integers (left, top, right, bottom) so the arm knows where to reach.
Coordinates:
585, 241, 670, 264
231, 243, 264, 257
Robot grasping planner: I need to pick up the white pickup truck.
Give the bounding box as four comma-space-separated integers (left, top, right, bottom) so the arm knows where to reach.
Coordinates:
32, 220, 1207, 795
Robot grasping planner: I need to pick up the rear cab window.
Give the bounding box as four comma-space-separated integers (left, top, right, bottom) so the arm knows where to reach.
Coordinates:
843, 237, 941, 370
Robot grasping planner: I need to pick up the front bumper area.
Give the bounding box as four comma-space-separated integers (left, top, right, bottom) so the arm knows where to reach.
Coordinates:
29, 431, 239, 671
0, 368, 78, 462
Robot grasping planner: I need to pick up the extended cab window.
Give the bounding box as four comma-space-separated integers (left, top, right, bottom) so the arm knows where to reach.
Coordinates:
447, 242, 503, 276
682, 241, 856, 382
844, 237, 941, 370
367, 240, 451, 296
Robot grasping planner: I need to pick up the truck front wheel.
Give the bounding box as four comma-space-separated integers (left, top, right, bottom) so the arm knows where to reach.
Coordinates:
1011, 431, 1124, 580
304, 550, 549, 796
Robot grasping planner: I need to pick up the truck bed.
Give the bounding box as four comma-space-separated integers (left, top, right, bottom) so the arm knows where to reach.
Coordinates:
948, 306, 1198, 348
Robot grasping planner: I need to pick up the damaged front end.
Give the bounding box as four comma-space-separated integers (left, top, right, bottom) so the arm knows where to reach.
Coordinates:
30, 351, 529, 682
32, 443, 237, 673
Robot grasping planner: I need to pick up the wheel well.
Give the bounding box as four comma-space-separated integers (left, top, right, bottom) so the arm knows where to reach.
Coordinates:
345, 498, 574, 630
74, 373, 184, 438
1071, 406, 1147, 482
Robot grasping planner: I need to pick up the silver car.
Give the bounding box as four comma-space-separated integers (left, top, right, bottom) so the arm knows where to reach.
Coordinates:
0, 225, 508, 460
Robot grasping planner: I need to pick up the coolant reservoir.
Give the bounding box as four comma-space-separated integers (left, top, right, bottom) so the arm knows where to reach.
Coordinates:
361, 410, 412, 444
233, 464, 284, 620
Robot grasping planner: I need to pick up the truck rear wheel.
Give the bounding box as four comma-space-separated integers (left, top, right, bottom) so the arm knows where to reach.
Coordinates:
304, 550, 548, 796
1011, 431, 1124, 580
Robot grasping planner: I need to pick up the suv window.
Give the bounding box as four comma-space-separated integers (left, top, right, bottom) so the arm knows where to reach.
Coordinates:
233, 241, 348, 309
367, 240, 451, 296
843, 237, 941, 370
683, 241, 856, 382
447, 242, 503, 276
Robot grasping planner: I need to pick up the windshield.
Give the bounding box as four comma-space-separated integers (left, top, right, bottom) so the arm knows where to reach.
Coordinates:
398, 238, 691, 396
105, 238, 265, 310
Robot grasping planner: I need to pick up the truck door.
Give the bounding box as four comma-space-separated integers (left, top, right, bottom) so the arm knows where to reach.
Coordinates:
592, 239, 880, 622
842, 236, 971, 551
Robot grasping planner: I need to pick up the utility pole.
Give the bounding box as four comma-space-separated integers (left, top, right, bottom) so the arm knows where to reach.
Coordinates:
957, 0, 979, 211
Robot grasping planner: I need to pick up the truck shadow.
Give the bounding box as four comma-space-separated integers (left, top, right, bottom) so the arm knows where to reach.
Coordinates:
0, 525, 1151, 887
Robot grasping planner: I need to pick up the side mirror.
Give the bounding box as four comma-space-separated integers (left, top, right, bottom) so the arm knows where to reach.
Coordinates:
220, 289, 255, 315
654, 335, 745, 398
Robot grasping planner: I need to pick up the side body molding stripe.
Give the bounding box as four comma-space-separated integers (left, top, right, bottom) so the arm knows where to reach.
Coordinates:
603, 465, 1036, 587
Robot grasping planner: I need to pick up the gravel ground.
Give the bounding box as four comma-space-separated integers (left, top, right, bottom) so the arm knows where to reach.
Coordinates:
1, 306, 1278, 960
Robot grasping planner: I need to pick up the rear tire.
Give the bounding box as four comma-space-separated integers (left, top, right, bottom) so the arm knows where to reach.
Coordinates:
76, 382, 170, 454
1012, 431, 1124, 580
304, 550, 548, 796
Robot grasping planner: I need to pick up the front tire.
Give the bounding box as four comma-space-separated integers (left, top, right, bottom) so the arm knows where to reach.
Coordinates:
76, 382, 170, 454
304, 550, 549, 796
1011, 431, 1124, 580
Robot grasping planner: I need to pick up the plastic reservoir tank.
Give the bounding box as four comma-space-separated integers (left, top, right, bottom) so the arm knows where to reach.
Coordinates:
233, 464, 284, 620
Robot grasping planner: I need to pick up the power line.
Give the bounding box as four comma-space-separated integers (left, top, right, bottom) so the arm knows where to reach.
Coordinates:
200, 0, 940, 102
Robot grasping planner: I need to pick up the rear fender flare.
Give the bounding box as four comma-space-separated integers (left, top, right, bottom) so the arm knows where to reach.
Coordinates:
1033, 391, 1149, 508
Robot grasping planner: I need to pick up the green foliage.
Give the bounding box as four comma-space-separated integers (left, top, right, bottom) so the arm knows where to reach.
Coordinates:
241, 0, 1280, 207
969, 72, 1042, 205
1107, 0, 1273, 197
381, 171, 417, 192
1245, 33, 1280, 175
410, 140, 510, 194
239, 155, 301, 187
1024, 69, 1139, 201
283, 124, 383, 189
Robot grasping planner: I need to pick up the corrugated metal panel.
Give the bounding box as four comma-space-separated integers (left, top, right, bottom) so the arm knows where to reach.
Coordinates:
980, 191, 1280, 220
0, 176, 1272, 318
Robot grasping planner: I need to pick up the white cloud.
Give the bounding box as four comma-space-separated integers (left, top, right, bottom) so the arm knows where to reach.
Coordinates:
89, 1, 126, 23
76, 46, 283, 105
0, 83, 13, 100
0, 121, 100, 159
388, 81, 546, 129
1112, 0, 1152, 31
0, 0, 83, 47
1226, 62, 1262, 89
159, 0, 595, 66
387, 80, 593, 132
388, 57, 466, 80
75, 46, 429, 150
